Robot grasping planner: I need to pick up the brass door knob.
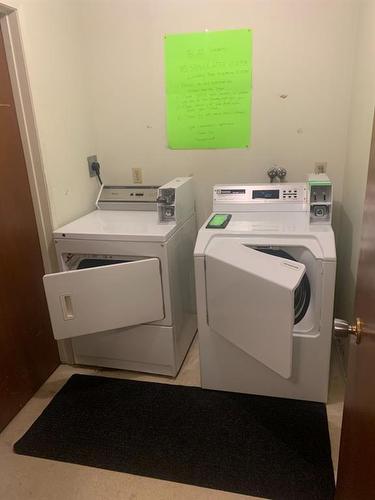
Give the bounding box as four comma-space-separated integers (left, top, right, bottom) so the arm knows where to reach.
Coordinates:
334, 318, 363, 344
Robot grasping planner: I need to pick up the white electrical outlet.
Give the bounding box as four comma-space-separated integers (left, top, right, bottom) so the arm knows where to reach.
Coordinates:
132, 167, 143, 184
315, 162, 327, 174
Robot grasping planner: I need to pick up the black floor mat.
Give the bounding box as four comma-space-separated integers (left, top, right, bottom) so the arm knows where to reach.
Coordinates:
14, 374, 335, 499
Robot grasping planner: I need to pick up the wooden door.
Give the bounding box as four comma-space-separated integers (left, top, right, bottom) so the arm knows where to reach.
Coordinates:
335, 112, 375, 499
0, 28, 59, 431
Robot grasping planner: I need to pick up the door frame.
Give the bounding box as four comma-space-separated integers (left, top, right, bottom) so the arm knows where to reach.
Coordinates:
0, 5, 56, 273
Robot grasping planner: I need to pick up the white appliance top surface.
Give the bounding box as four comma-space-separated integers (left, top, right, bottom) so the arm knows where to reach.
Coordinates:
194, 212, 336, 260
53, 210, 177, 242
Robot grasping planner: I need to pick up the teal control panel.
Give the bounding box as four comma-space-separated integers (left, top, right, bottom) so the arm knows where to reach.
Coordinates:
206, 214, 232, 229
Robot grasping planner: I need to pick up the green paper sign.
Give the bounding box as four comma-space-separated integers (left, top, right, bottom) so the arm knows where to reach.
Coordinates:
165, 29, 252, 149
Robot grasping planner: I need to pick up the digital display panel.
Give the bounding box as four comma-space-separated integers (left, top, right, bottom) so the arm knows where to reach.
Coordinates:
219, 189, 246, 195
252, 189, 279, 199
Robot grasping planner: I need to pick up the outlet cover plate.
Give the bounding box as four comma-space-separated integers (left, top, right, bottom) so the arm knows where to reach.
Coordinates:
132, 167, 143, 184
315, 162, 327, 174
87, 155, 98, 177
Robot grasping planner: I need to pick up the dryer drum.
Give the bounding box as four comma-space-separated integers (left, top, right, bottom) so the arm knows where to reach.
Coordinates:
256, 248, 311, 325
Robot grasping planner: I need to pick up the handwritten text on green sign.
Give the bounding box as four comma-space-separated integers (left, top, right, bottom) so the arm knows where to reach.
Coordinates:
165, 29, 252, 149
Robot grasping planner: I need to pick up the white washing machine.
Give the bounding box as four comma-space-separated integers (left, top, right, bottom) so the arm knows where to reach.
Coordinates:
43, 177, 197, 376
194, 178, 336, 402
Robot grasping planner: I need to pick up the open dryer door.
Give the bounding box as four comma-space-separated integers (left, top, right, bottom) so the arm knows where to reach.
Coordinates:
205, 239, 306, 378
43, 258, 164, 340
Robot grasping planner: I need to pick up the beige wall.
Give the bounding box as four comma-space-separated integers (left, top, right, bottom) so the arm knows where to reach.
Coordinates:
5, 0, 372, 320
80, 0, 358, 226
6, 0, 360, 229
6, 0, 99, 228
336, 0, 375, 319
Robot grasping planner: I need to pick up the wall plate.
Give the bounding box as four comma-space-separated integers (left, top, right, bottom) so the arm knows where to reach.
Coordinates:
132, 167, 143, 184
87, 155, 98, 177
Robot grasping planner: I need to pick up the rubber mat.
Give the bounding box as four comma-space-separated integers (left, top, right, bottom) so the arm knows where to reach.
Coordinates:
14, 374, 335, 499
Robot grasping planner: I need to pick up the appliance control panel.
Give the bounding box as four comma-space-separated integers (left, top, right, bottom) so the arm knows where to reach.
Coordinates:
213, 183, 309, 212
213, 177, 332, 221
213, 182, 310, 213
96, 185, 159, 210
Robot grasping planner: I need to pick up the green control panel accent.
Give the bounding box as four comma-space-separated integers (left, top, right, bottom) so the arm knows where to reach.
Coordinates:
206, 213, 232, 229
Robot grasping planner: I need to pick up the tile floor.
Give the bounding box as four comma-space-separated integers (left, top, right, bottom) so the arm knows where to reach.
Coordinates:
0, 337, 345, 500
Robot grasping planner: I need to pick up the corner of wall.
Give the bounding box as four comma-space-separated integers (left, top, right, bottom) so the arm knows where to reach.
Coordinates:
335, 0, 375, 321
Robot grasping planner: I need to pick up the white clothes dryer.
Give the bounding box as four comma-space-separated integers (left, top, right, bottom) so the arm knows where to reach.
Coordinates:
194, 180, 336, 402
43, 178, 197, 376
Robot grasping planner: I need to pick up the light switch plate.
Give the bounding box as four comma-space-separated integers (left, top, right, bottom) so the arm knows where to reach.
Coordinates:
132, 167, 143, 184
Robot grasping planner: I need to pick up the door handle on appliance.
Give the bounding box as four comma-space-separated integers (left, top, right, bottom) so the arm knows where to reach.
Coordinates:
60, 294, 74, 320
334, 317, 363, 344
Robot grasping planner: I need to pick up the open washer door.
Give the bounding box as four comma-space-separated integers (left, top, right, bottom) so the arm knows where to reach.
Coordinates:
43, 258, 164, 340
205, 238, 306, 378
